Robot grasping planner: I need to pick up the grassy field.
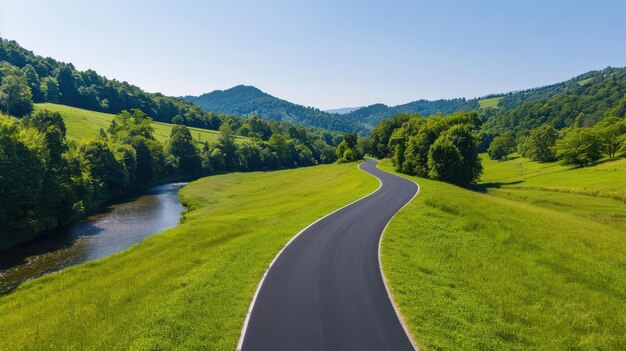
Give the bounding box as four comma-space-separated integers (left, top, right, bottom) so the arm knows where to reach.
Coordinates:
0, 163, 379, 350
379, 157, 626, 350
35, 103, 248, 144
478, 96, 502, 109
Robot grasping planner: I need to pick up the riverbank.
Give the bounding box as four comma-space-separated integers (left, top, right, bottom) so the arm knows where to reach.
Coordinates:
0, 163, 378, 350
0, 183, 185, 294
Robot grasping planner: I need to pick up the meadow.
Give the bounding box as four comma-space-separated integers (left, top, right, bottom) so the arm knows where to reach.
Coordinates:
379, 157, 626, 350
477, 96, 502, 109
0, 163, 379, 350
35, 103, 248, 144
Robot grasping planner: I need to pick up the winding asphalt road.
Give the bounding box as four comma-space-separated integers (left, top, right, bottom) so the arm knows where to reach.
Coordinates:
240, 158, 419, 351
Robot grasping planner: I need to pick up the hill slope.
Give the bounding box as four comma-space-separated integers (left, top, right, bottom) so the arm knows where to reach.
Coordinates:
184, 85, 366, 133
34, 103, 250, 144
483, 66, 626, 133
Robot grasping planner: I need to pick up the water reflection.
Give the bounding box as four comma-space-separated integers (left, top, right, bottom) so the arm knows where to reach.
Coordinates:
0, 183, 186, 294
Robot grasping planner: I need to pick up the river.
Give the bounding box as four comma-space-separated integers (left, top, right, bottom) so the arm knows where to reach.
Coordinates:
0, 183, 186, 294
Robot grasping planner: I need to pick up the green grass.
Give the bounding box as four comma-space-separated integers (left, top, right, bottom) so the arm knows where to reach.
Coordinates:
0, 163, 379, 350
578, 78, 593, 85
480, 155, 626, 229
35, 103, 247, 144
478, 96, 502, 109
379, 158, 626, 350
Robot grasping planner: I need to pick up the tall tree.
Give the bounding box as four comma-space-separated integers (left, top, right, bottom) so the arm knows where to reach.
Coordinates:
167, 125, 201, 176
555, 128, 603, 167
0, 74, 33, 117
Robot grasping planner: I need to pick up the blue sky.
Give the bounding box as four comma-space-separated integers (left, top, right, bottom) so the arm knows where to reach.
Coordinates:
1, 0, 625, 109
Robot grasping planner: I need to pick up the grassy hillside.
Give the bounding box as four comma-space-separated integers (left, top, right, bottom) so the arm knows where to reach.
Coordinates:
379, 158, 625, 350
478, 96, 502, 109
35, 103, 248, 144
0, 163, 379, 350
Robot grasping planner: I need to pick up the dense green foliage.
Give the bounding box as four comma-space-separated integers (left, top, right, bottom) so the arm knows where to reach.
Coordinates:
370, 112, 483, 186
0, 163, 378, 350
184, 85, 365, 133
335, 133, 362, 163
487, 132, 515, 160
0, 38, 225, 129
0, 105, 341, 250
482, 67, 626, 134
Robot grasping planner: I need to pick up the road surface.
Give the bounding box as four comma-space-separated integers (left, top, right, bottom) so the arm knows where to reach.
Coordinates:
241, 159, 418, 351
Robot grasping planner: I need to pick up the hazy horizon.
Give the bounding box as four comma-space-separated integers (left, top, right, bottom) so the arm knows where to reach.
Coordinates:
2, 0, 625, 110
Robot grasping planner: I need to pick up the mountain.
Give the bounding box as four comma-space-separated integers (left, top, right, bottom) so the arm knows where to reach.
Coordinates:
185, 86, 486, 134
341, 98, 480, 127
184, 86, 366, 133
324, 107, 362, 114
186, 68, 626, 136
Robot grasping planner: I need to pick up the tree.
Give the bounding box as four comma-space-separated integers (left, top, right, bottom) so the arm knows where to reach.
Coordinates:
167, 125, 201, 175
488, 132, 516, 160
313, 139, 336, 164
402, 129, 435, 177
356, 137, 373, 157
0, 75, 34, 117
595, 117, 626, 158
0, 120, 47, 241
172, 115, 184, 125
238, 142, 262, 170
22, 64, 43, 102
40, 77, 61, 103
268, 133, 292, 167
520, 124, 559, 162
555, 128, 603, 167
80, 140, 129, 201
443, 124, 482, 183
217, 123, 239, 170
427, 136, 466, 185
336, 133, 362, 163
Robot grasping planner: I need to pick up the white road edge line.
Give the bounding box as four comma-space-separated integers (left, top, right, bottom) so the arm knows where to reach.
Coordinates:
236, 161, 383, 351
375, 161, 421, 351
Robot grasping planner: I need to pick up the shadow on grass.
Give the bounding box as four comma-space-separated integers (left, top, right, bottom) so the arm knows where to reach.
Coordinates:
471, 180, 524, 193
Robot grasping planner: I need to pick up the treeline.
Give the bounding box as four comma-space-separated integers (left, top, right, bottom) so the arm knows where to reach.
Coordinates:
0, 109, 339, 250
0, 38, 221, 129
479, 67, 626, 166
366, 112, 483, 186
488, 118, 626, 167
340, 98, 479, 130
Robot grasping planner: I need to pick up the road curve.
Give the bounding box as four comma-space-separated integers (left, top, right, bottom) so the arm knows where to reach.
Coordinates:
240, 158, 419, 351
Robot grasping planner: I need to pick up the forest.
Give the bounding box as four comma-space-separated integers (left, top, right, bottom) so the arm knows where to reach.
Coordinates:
0, 107, 342, 249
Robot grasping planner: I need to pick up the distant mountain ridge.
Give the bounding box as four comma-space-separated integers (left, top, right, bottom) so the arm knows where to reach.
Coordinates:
184, 86, 481, 133
184, 86, 366, 133
185, 66, 626, 135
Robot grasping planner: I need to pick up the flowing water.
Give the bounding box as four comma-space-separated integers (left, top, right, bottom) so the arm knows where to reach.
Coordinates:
0, 183, 186, 294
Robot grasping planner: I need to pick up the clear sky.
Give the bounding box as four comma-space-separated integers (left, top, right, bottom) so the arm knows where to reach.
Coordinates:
1, 0, 625, 109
